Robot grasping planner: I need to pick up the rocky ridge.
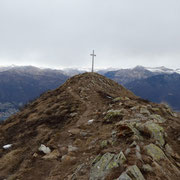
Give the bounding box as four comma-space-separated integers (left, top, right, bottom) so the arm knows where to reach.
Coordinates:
0, 73, 180, 180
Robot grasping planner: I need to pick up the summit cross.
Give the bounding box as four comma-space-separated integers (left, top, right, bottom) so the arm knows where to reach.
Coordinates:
90, 50, 96, 73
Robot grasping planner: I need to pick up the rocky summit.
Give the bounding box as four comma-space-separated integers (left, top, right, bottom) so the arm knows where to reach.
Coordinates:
0, 73, 180, 180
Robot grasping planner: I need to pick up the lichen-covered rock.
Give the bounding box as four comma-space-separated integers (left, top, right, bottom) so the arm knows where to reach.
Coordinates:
140, 106, 151, 116
165, 144, 174, 156
117, 172, 132, 180
142, 164, 153, 172
107, 151, 126, 170
136, 122, 165, 146
144, 143, 166, 161
100, 140, 108, 148
126, 165, 145, 180
113, 97, 124, 102
104, 109, 123, 123
90, 152, 126, 180
113, 97, 129, 102
118, 165, 145, 180
149, 114, 166, 123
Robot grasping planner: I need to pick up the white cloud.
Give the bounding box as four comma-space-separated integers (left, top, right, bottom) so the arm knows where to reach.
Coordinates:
0, 0, 180, 69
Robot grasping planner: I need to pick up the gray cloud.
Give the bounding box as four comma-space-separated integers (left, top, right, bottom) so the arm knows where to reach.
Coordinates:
0, 0, 180, 69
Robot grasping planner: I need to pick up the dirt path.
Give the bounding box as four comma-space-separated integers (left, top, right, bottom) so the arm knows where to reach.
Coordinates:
67, 88, 93, 126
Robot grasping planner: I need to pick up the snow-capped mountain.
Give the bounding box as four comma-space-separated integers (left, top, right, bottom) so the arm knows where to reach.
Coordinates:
145, 66, 180, 74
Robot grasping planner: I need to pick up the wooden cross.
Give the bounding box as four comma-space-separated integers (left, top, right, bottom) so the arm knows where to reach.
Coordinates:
90, 50, 96, 72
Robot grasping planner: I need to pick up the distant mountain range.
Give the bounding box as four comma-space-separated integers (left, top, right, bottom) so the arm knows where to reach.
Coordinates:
0, 66, 69, 120
103, 66, 180, 85
125, 73, 180, 111
0, 65, 180, 120
102, 66, 180, 111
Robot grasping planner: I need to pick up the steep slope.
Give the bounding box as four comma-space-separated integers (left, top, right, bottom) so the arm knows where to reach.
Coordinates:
0, 73, 180, 180
0, 66, 69, 120
125, 73, 180, 111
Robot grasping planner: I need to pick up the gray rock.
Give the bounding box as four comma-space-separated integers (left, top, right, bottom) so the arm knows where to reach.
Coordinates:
126, 165, 145, 180
69, 112, 77, 117
117, 172, 132, 180
142, 164, 153, 172
140, 106, 151, 116
90, 152, 126, 180
136, 122, 165, 146
68, 145, 78, 152
149, 114, 166, 123
38, 144, 51, 154
125, 148, 131, 156
100, 140, 108, 148
144, 143, 166, 161
118, 165, 145, 180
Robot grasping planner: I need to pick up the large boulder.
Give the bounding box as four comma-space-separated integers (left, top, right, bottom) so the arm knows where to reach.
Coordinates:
117, 165, 145, 180
144, 143, 166, 161
90, 152, 126, 180
136, 122, 165, 146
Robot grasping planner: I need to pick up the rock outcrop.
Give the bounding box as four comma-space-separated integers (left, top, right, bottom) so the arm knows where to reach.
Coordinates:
0, 73, 180, 180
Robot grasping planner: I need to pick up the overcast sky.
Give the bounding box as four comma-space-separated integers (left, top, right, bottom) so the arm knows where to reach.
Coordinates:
0, 0, 180, 69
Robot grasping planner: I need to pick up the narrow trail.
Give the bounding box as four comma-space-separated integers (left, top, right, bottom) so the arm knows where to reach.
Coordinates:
67, 88, 93, 126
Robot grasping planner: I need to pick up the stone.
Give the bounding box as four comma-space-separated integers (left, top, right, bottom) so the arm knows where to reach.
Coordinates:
152, 107, 161, 113
130, 141, 137, 147
131, 106, 139, 111
68, 145, 78, 152
117, 172, 132, 180
71, 163, 85, 180
100, 140, 108, 148
142, 164, 153, 172
136, 122, 165, 146
91, 154, 102, 166
111, 130, 117, 139
90, 151, 126, 180
124, 97, 130, 101
140, 106, 151, 116
106, 151, 126, 170
144, 143, 166, 161
3, 144, 12, 149
88, 119, 94, 125
68, 128, 80, 135
42, 149, 60, 160
104, 109, 123, 123
38, 144, 51, 154
117, 124, 137, 138
136, 151, 142, 161
69, 112, 77, 117
165, 144, 174, 156
113, 97, 124, 102
149, 114, 166, 123
33, 153, 38, 158
125, 148, 131, 156
126, 165, 145, 180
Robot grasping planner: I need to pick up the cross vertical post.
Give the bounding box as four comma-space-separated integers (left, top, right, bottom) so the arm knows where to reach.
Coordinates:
90, 50, 96, 73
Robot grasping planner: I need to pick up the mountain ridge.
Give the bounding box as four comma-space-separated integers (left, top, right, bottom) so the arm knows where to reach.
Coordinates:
0, 73, 180, 179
